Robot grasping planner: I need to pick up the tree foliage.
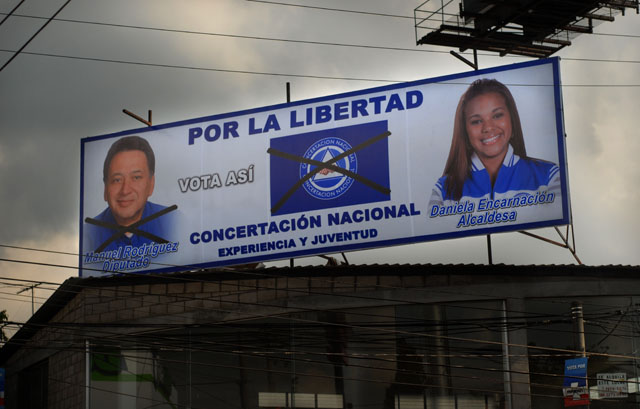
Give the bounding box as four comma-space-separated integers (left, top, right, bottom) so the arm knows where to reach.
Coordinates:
0, 309, 8, 342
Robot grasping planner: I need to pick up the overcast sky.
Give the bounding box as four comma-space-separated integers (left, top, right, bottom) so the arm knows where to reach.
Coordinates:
1, 0, 639, 333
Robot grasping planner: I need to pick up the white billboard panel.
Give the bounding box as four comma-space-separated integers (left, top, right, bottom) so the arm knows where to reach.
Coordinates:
80, 58, 569, 276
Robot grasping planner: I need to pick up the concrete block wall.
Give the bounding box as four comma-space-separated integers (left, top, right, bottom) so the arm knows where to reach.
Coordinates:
49, 348, 85, 409
6, 272, 430, 409
77, 274, 426, 325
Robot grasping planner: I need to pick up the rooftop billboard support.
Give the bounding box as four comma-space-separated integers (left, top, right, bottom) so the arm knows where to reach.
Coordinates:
80, 58, 570, 277
415, 0, 640, 58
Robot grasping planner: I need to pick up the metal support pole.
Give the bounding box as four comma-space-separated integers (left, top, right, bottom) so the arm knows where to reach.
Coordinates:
285, 82, 296, 269
450, 50, 478, 70
571, 301, 586, 357
122, 109, 153, 127
501, 301, 513, 409
291, 321, 296, 408
85, 340, 91, 409
571, 301, 589, 408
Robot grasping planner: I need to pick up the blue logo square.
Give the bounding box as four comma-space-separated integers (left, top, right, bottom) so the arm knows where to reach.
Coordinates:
269, 121, 391, 216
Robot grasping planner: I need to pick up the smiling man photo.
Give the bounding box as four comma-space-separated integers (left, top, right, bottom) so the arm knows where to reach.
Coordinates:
84, 135, 177, 253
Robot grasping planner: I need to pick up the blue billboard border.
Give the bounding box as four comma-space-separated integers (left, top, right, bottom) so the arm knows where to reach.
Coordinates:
552, 59, 571, 223
79, 57, 569, 277
79, 140, 87, 277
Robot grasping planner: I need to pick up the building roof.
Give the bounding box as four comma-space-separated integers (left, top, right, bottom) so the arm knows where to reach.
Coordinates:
2, 263, 639, 364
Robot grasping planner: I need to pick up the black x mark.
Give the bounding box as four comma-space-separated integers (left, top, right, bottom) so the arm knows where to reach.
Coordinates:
85, 204, 178, 253
267, 130, 391, 214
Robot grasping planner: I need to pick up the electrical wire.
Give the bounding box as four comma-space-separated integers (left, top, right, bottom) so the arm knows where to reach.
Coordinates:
4, 278, 638, 364
245, 0, 415, 20
2, 47, 639, 86
0, 0, 26, 27
1, 249, 640, 364
1, 246, 639, 344
0, 13, 448, 54
594, 32, 640, 39
0, 262, 636, 360
1, 243, 637, 325
5, 316, 620, 374
6, 322, 636, 405
0, 0, 73, 72
6, 330, 520, 389
0, 324, 591, 395
2, 12, 640, 66
2, 251, 638, 342
3, 286, 636, 400
0, 48, 403, 83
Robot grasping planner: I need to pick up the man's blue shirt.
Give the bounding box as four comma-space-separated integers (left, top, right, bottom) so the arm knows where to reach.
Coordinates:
85, 201, 174, 253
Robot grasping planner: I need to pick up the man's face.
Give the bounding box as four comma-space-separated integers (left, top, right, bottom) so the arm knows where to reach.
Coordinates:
104, 150, 155, 226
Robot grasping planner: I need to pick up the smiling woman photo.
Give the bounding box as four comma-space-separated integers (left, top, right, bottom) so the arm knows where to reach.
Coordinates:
429, 78, 561, 207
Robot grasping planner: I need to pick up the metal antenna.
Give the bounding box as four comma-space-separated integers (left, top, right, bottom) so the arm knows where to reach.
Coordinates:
17, 283, 42, 315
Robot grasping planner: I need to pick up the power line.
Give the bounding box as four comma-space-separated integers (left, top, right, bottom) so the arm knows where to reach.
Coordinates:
2, 268, 637, 400
0, 48, 402, 83
5, 319, 638, 402
0, 0, 26, 27
245, 0, 415, 20
1, 243, 638, 327
2, 13, 640, 66
0, 13, 443, 54
593, 32, 640, 39
1, 273, 635, 369
1, 317, 619, 391
1, 246, 638, 351
0, 0, 74, 72
1, 248, 636, 331
3, 272, 636, 352
1, 265, 636, 365
2, 47, 640, 86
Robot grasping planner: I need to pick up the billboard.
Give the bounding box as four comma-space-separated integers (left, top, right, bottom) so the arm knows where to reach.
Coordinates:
80, 57, 569, 276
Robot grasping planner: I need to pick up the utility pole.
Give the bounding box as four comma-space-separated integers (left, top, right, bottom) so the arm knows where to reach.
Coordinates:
571, 301, 586, 357
571, 301, 590, 409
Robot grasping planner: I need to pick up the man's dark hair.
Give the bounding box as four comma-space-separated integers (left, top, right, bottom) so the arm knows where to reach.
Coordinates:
103, 136, 155, 183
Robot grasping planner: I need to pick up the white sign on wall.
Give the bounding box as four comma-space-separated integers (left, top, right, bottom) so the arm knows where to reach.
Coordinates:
597, 373, 628, 399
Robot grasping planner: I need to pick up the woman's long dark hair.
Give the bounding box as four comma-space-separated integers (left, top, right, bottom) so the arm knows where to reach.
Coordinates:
442, 79, 527, 201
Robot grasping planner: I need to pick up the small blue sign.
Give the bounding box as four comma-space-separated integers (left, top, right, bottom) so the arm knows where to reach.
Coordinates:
563, 357, 589, 406
564, 357, 588, 387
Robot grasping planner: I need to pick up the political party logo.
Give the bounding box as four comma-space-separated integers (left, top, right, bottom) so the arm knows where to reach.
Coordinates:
269, 121, 391, 216
300, 137, 357, 200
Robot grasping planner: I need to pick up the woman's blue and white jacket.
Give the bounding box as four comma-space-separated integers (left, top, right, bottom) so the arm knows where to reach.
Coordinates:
429, 144, 561, 208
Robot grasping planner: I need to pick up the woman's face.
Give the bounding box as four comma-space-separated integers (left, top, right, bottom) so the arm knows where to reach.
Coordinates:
464, 92, 512, 163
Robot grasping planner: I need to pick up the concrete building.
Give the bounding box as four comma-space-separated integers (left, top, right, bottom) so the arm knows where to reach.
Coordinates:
1, 264, 639, 409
